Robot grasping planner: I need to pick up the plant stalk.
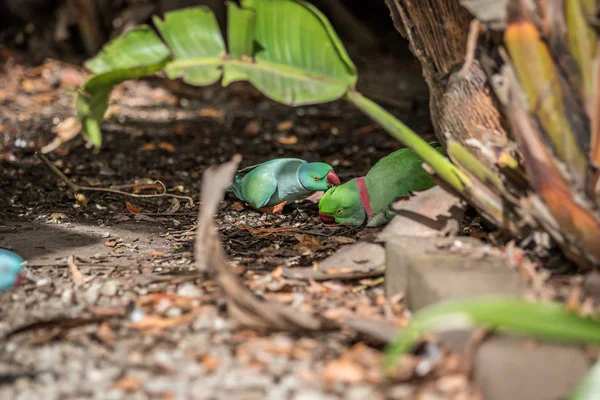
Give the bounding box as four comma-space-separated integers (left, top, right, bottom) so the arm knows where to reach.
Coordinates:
345, 91, 469, 194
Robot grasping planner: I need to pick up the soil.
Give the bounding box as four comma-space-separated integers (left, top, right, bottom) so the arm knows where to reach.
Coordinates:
0, 48, 488, 399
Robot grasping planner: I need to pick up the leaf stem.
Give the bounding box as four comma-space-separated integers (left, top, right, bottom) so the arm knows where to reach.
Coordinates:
345, 91, 470, 194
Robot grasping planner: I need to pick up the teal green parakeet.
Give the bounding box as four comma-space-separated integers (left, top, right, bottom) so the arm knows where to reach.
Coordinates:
228, 158, 340, 209
318, 146, 445, 227
0, 249, 26, 292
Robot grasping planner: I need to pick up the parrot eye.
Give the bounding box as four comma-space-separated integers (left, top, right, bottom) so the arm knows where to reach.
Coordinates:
313, 176, 320, 181
336, 209, 343, 215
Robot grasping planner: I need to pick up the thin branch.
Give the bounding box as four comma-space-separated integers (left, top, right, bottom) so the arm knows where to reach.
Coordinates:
36, 152, 195, 206
459, 19, 481, 77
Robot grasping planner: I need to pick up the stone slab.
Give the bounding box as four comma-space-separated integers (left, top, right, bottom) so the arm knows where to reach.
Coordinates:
384, 236, 526, 308
474, 335, 589, 400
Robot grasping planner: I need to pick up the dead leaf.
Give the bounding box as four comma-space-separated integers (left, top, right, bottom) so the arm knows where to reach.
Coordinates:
142, 144, 157, 151
104, 240, 117, 248
130, 313, 197, 332
359, 124, 378, 134
158, 142, 176, 153
164, 198, 181, 214
284, 242, 384, 281
125, 201, 142, 214
147, 251, 165, 257
231, 201, 245, 211
199, 354, 220, 371
378, 186, 465, 240
277, 135, 298, 145
323, 358, 365, 384
49, 213, 68, 221
67, 255, 85, 285
198, 108, 224, 119
243, 121, 261, 135
332, 236, 356, 244
195, 155, 333, 331
52, 117, 81, 141
293, 234, 326, 253
276, 120, 294, 131
113, 376, 142, 392
304, 191, 324, 204
95, 322, 117, 344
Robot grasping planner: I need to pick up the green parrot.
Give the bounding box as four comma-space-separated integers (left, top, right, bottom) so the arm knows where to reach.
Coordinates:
228, 158, 340, 210
318, 146, 445, 227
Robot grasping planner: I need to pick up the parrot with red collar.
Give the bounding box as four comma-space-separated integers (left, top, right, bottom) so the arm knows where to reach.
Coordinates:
318, 145, 445, 226
228, 158, 340, 210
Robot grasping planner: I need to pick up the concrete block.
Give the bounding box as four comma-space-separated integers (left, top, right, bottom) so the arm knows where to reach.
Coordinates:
474, 335, 589, 400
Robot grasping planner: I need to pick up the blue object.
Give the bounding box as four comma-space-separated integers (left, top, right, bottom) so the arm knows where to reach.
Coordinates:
0, 249, 26, 292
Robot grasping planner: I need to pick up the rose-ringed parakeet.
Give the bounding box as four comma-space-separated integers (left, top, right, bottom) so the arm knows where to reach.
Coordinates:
318, 145, 445, 226
0, 249, 26, 292
228, 158, 340, 210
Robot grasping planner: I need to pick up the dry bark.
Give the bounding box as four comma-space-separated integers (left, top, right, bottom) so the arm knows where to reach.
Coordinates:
383, 0, 514, 173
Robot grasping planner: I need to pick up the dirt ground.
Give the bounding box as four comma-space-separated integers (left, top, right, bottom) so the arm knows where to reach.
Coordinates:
0, 47, 491, 399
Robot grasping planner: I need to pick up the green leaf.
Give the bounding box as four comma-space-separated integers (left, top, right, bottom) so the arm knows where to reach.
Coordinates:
85, 25, 170, 74
384, 296, 600, 370
77, 26, 170, 147
223, 2, 256, 85
153, 7, 225, 85
223, 0, 357, 105
570, 359, 600, 400
77, 1, 358, 146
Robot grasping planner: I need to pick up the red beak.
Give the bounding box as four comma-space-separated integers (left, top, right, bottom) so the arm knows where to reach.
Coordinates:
319, 211, 336, 224
326, 170, 341, 186
14, 273, 25, 287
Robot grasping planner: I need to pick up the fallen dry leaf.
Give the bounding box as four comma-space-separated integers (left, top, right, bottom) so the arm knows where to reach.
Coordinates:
198, 107, 224, 119
158, 142, 176, 153
112, 376, 142, 392
284, 242, 384, 281
164, 198, 181, 214
125, 201, 142, 214
379, 182, 465, 240
67, 255, 85, 285
231, 201, 245, 212
104, 240, 117, 248
277, 135, 298, 145
323, 358, 365, 384
293, 234, 326, 253
142, 143, 157, 151
147, 251, 165, 257
130, 312, 197, 332
304, 191, 324, 204
52, 117, 81, 141
276, 120, 294, 131
95, 322, 118, 344
359, 124, 378, 134
199, 354, 220, 371
243, 121, 261, 135
49, 213, 68, 221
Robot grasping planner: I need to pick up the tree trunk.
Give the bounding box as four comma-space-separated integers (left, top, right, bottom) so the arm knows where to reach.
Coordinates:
384, 0, 513, 172
383, 0, 600, 269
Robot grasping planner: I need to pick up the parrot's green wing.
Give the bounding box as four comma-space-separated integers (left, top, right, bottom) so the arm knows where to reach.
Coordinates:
365, 145, 445, 224
241, 172, 278, 208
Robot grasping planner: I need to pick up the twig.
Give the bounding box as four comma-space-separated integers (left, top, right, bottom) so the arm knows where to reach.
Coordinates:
67, 255, 86, 285
459, 19, 481, 77
36, 152, 195, 206
353, 276, 384, 293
